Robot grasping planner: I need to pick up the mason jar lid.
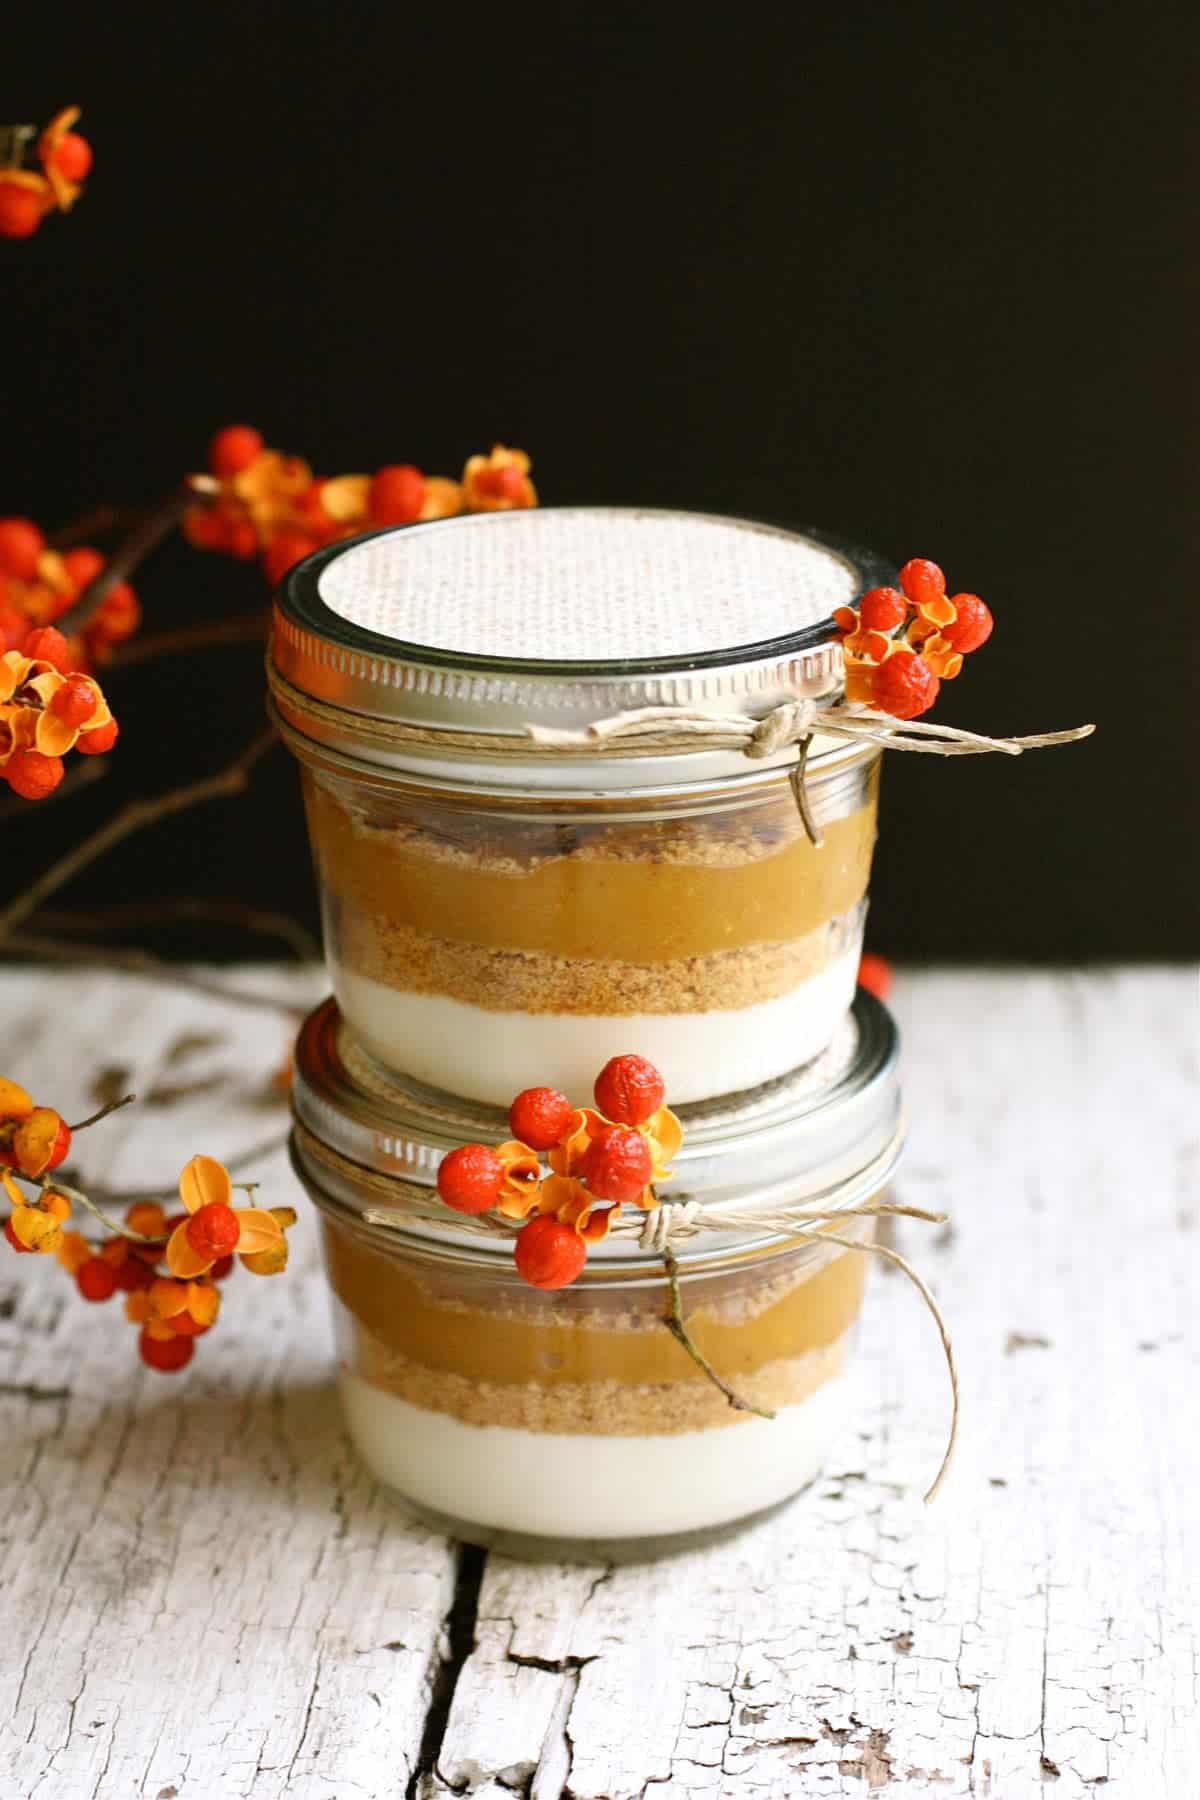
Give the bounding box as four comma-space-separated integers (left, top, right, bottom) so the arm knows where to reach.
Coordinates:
269, 508, 892, 791
290, 988, 903, 1265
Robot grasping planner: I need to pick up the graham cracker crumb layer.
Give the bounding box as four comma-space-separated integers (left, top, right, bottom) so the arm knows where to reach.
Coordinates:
333, 905, 864, 1014
345, 1326, 852, 1434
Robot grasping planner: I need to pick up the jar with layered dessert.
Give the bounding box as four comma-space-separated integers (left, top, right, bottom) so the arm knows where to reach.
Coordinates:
269, 507, 890, 1106
290, 986, 903, 1550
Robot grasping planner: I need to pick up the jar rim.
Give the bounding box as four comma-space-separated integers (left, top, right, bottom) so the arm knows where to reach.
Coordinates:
290, 990, 903, 1268
269, 508, 894, 779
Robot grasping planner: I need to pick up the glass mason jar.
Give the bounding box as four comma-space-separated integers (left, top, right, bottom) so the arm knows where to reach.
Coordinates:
270, 508, 891, 1107
290, 986, 903, 1551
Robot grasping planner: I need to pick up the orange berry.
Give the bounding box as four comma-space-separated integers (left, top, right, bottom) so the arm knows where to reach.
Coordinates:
0, 183, 43, 240
166, 1308, 210, 1337
186, 1201, 240, 1261
437, 1143, 505, 1214
115, 1255, 155, 1293
6, 751, 65, 801
897, 559, 946, 611
21, 625, 70, 671
77, 1257, 119, 1302
580, 1125, 653, 1201
261, 532, 317, 586
125, 1200, 167, 1239
208, 424, 264, 479
508, 1087, 573, 1151
50, 673, 100, 729
12, 1108, 71, 1174
871, 651, 940, 721
514, 1215, 587, 1289
210, 1253, 234, 1280
0, 519, 44, 580
227, 518, 259, 560
182, 505, 224, 551
43, 1190, 71, 1221
138, 1327, 194, 1372
62, 546, 105, 591
296, 481, 334, 535
88, 584, 140, 645
857, 952, 895, 1001
76, 717, 118, 755
0, 600, 28, 650
941, 593, 994, 655
593, 1055, 666, 1126
475, 465, 527, 502
368, 465, 426, 526
858, 587, 909, 633
51, 131, 93, 181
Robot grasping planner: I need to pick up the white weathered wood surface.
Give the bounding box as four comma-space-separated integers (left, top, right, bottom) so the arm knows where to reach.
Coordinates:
0, 966, 1195, 1799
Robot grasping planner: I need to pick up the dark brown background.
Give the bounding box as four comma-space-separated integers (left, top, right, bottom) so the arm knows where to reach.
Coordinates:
4, 4, 1196, 959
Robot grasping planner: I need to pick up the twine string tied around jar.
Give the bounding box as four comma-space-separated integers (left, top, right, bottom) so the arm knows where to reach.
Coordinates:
527, 701, 1095, 846
268, 655, 1093, 850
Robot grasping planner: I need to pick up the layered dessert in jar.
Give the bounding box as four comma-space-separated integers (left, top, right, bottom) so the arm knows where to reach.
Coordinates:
290, 990, 901, 1547
326, 1219, 869, 1540
302, 754, 877, 1106
270, 507, 889, 1105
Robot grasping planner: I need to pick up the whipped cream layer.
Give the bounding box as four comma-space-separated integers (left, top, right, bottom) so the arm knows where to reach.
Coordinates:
338, 1363, 852, 1539
332, 943, 861, 1106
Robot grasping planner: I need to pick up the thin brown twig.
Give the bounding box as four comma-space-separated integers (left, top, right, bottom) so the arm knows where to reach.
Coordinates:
47, 505, 128, 549
662, 1247, 776, 1420
68, 1093, 136, 1133
0, 755, 111, 823
107, 611, 268, 669
88, 1130, 290, 1207
55, 485, 192, 635
0, 724, 278, 942
0, 934, 306, 1017
33, 899, 319, 961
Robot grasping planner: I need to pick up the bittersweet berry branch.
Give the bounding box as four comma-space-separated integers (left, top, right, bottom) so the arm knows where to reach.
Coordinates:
0, 934, 304, 1016
47, 504, 127, 549
6, 1169, 164, 1244
108, 611, 268, 668
54, 486, 192, 635
0, 724, 278, 942
662, 1246, 776, 1421
31, 897, 319, 961
88, 1129, 289, 1207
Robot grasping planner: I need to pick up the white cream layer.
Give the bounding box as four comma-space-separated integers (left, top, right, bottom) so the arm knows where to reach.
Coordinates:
337, 1365, 851, 1539
332, 945, 860, 1106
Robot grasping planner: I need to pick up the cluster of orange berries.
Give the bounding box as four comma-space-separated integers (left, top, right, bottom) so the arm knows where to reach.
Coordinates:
0, 624, 119, 799
0, 515, 139, 668
184, 426, 537, 588
0, 108, 92, 239
835, 558, 994, 721
436, 1054, 681, 1289
3, 1126, 296, 1372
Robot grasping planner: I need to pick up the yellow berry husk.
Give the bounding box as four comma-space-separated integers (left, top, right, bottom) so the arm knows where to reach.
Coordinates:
240, 1238, 289, 1276
12, 1206, 62, 1253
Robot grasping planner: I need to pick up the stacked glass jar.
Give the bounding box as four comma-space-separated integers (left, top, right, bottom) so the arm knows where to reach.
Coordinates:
273, 507, 906, 1549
